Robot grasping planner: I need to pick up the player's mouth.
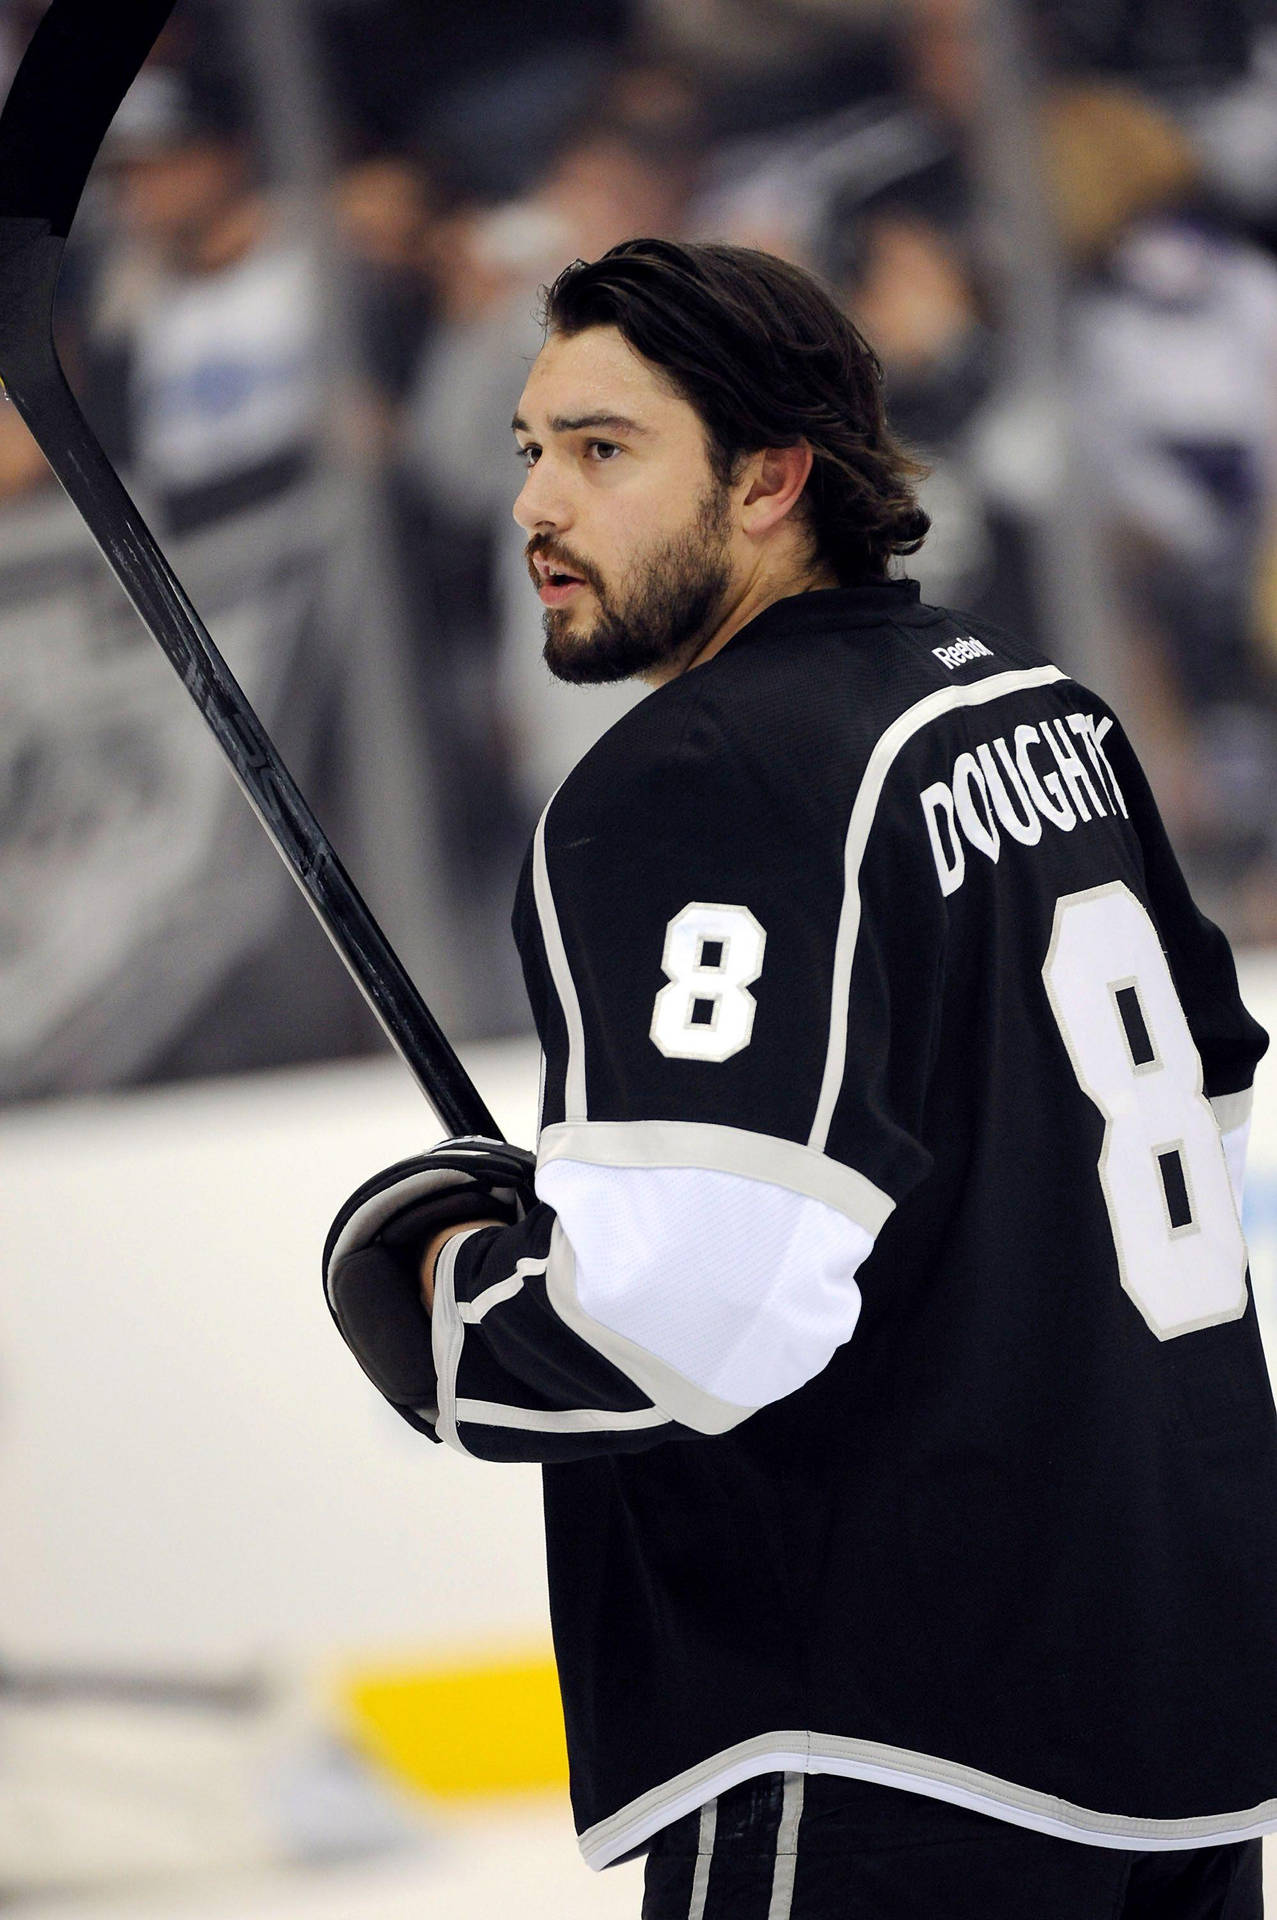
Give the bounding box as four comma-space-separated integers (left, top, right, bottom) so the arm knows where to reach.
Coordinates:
532, 553, 590, 606
540, 574, 587, 606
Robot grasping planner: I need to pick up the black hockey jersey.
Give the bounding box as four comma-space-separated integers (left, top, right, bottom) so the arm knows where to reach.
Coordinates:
427, 578, 1277, 1868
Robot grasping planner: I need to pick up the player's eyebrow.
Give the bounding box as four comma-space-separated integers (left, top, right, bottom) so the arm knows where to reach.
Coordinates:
511, 411, 651, 437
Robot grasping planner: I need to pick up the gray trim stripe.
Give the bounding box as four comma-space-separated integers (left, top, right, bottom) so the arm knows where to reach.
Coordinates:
766, 1774, 803, 1920
532, 792, 589, 1121
544, 1222, 756, 1436
431, 1227, 487, 1455
809, 663, 1068, 1153
581, 1739, 810, 1870
1210, 1088, 1253, 1135
688, 1798, 717, 1920
577, 1729, 1277, 1870
460, 1275, 524, 1322
538, 1120, 894, 1236
458, 1257, 547, 1326
454, 1398, 669, 1435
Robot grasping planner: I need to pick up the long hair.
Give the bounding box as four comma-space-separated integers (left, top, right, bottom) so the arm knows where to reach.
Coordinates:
541, 239, 930, 585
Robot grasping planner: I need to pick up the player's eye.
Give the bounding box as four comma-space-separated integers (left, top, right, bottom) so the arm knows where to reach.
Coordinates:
587, 440, 621, 462
515, 443, 540, 469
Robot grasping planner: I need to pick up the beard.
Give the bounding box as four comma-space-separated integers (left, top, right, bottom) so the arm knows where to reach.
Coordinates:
529, 483, 734, 686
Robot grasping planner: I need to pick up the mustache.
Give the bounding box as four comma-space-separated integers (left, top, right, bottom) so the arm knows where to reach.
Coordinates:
524, 535, 604, 597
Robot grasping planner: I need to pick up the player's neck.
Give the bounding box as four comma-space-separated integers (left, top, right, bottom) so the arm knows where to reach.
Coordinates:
643, 551, 839, 687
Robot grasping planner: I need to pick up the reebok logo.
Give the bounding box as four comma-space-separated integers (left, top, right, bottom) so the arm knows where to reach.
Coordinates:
933, 637, 994, 672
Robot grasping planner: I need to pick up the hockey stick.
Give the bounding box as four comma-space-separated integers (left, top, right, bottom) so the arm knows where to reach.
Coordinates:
0, 0, 498, 1137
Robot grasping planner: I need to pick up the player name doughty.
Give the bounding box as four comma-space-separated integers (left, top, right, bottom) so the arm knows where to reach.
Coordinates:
921, 707, 1128, 897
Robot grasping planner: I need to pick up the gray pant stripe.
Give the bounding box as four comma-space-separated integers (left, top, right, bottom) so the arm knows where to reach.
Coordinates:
688, 1798, 717, 1920
766, 1773, 805, 1920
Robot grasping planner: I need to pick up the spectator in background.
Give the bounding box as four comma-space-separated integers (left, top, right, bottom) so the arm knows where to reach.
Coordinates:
51, 52, 382, 1083
639, 0, 896, 137
334, 153, 438, 424
1060, 90, 1277, 935
85, 61, 323, 535
318, 0, 631, 194
1188, 22, 1277, 253
826, 162, 1039, 642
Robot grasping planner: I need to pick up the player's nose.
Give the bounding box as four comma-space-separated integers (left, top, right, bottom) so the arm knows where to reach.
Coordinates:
512, 459, 571, 535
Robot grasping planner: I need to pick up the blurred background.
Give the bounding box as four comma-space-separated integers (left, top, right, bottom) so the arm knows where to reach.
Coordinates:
4, 0, 1277, 1092
4, 0, 1277, 1912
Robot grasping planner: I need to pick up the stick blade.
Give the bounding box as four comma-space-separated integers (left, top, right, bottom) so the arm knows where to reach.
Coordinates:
0, 0, 176, 234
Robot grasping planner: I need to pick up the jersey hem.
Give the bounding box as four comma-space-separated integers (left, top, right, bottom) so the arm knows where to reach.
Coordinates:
577, 1731, 1277, 1869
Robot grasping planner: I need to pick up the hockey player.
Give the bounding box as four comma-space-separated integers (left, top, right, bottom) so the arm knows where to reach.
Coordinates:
325, 240, 1277, 1918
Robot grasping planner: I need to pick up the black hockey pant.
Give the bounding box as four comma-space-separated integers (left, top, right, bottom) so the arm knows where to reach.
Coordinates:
641, 1773, 1263, 1920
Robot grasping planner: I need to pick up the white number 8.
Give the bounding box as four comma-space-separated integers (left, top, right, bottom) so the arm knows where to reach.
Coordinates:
1043, 881, 1248, 1339
650, 902, 766, 1063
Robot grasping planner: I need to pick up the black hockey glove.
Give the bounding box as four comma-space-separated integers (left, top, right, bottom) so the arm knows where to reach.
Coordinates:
322, 1137, 537, 1437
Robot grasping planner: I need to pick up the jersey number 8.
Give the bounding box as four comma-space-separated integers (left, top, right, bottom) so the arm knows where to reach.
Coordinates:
1043, 881, 1248, 1340
650, 902, 766, 1063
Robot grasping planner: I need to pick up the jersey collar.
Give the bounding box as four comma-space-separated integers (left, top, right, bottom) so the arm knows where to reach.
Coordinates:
726, 577, 933, 647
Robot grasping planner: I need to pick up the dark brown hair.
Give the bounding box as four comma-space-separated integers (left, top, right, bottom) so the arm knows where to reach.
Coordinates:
541, 238, 930, 584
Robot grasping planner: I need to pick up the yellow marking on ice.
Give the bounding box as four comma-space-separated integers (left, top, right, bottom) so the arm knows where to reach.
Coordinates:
338, 1648, 568, 1797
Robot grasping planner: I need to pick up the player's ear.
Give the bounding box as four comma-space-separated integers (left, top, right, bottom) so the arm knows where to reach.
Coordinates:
738, 443, 815, 537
